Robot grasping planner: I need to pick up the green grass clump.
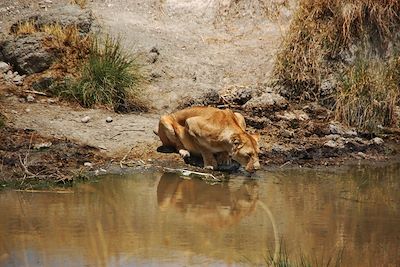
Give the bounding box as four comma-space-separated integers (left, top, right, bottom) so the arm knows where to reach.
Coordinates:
335, 56, 399, 132
59, 36, 147, 112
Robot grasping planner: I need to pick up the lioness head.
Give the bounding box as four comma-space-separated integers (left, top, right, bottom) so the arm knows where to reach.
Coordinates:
230, 133, 260, 173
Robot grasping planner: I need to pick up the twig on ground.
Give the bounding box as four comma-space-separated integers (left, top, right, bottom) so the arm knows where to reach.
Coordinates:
120, 146, 135, 168
24, 90, 48, 96
18, 154, 35, 177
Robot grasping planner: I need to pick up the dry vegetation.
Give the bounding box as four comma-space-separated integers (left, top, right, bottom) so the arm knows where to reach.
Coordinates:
274, 0, 400, 131
13, 21, 92, 78
12, 21, 147, 112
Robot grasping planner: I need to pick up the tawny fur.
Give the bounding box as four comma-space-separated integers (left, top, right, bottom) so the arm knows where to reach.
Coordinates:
156, 106, 260, 172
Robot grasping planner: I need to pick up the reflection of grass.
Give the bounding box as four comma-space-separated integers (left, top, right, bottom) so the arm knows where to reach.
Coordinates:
265, 242, 343, 267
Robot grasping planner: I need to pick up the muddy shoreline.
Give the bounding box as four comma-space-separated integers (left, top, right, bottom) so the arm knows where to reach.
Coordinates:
1, 0, 400, 189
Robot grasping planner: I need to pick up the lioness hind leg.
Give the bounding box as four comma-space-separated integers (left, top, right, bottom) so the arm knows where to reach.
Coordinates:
158, 115, 177, 147
158, 115, 191, 158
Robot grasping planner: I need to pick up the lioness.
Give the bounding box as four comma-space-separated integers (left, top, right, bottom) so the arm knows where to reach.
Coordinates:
155, 106, 260, 173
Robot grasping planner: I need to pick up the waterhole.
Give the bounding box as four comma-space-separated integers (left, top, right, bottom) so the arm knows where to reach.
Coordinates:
1, 163, 399, 266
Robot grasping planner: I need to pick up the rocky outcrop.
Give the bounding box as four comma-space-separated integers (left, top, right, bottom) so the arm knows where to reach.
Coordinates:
10, 5, 94, 34
243, 90, 288, 116
1, 33, 56, 74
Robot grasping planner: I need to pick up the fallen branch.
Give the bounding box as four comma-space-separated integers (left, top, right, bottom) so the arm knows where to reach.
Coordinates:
164, 167, 221, 181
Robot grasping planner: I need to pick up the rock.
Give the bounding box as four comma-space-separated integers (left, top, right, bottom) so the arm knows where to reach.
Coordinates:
10, 5, 94, 34
244, 115, 271, 129
106, 116, 113, 123
329, 123, 345, 135
177, 88, 221, 109
81, 116, 91, 123
324, 140, 344, 149
33, 142, 52, 150
84, 162, 93, 168
281, 129, 295, 138
356, 152, 367, 159
12, 74, 24, 85
302, 102, 331, 120
4, 70, 14, 81
26, 95, 35, 102
371, 137, 384, 145
319, 75, 337, 104
0, 61, 11, 73
243, 91, 288, 116
147, 47, 160, 64
276, 110, 309, 121
220, 86, 256, 105
1, 33, 57, 74
25, 108, 31, 112
326, 134, 341, 140
32, 76, 54, 91
344, 129, 357, 137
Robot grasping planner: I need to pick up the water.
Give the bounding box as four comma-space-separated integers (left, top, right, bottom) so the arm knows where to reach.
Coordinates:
1, 163, 399, 266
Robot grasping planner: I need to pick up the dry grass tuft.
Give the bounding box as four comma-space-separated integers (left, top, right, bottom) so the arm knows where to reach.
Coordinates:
11, 22, 148, 112
13, 20, 37, 35
70, 0, 87, 9
12, 22, 92, 77
42, 24, 93, 76
335, 56, 399, 131
274, 0, 400, 130
274, 0, 400, 100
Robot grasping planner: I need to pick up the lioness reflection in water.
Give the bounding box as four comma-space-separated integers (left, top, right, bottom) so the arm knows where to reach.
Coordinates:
157, 173, 259, 228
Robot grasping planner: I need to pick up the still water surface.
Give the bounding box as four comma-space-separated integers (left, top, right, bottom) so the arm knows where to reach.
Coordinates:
1, 163, 399, 266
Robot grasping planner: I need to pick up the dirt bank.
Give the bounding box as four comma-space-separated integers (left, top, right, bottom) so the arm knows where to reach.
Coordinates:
0, 0, 399, 187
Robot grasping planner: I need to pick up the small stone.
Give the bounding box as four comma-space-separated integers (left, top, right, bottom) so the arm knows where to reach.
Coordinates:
13, 75, 24, 86
25, 108, 31, 112
81, 116, 91, 123
372, 137, 384, 145
344, 130, 357, 137
47, 98, 57, 104
326, 134, 341, 140
357, 152, 367, 159
26, 95, 35, 102
0, 62, 11, 73
324, 140, 337, 148
84, 162, 93, 168
106, 116, 113, 123
33, 142, 52, 149
329, 123, 345, 135
281, 129, 294, 138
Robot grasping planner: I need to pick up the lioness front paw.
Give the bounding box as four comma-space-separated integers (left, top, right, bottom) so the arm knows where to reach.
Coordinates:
178, 149, 190, 158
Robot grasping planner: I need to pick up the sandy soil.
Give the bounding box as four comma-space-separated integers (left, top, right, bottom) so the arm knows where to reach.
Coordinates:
90, 0, 289, 111
0, 0, 292, 161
